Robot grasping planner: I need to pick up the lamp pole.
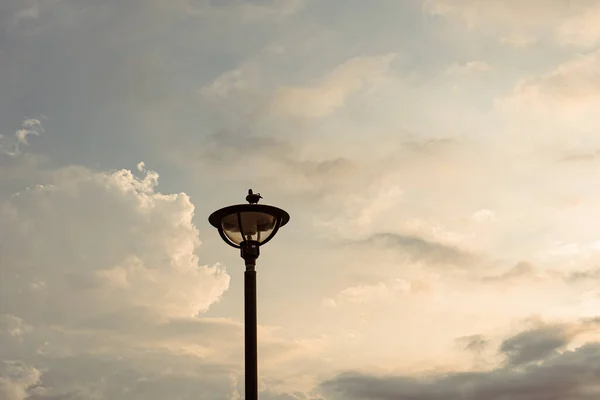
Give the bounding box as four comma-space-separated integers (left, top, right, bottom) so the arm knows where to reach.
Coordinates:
242, 242, 259, 399
209, 191, 289, 400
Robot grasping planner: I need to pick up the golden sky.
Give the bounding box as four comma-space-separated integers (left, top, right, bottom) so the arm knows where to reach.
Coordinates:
2, 1, 600, 399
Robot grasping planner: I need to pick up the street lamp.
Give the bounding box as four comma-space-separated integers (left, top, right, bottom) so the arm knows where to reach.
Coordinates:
208, 190, 290, 400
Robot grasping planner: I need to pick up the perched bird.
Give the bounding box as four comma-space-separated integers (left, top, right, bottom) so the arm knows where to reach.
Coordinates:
246, 189, 263, 204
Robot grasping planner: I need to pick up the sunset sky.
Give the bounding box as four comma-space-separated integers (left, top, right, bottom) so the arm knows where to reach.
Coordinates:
3, 1, 600, 399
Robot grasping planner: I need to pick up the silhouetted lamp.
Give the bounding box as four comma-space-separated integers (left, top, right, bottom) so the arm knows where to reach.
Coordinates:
208, 190, 289, 400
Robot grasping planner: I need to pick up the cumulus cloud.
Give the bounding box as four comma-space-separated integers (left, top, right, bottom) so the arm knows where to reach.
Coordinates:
0, 165, 230, 323
0, 163, 236, 398
0, 362, 41, 400
0, 162, 332, 398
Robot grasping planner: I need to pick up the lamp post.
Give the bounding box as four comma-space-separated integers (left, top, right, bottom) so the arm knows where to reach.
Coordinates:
208, 190, 290, 400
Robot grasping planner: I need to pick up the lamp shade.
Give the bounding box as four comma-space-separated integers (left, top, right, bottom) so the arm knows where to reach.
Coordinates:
209, 204, 290, 249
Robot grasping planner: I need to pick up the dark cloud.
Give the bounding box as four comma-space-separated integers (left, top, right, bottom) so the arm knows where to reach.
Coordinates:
500, 325, 569, 366
321, 320, 600, 400
567, 268, 600, 281
320, 341, 600, 400
455, 334, 489, 354
356, 233, 475, 266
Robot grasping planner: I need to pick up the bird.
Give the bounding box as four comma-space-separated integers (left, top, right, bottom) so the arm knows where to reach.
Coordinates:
246, 189, 262, 204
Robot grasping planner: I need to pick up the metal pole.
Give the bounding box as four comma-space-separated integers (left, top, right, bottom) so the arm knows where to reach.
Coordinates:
244, 263, 258, 400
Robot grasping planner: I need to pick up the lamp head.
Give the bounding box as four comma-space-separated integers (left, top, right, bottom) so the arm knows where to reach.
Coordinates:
209, 191, 290, 263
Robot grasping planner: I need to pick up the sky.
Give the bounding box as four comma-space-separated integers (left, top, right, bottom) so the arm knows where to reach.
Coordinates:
3, 0, 600, 399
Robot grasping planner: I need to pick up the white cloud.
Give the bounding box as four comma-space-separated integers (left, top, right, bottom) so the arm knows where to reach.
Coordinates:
471, 209, 497, 223
507, 52, 600, 109
558, 4, 600, 47
494, 51, 600, 158
335, 282, 392, 305
201, 64, 261, 100
0, 164, 230, 324
325, 279, 424, 308
0, 118, 44, 156
0, 163, 234, 397
426, 0, 600, 47
445, 61, 492, 75
0, 315, 32, 339
0, 362, 41, 400
500, 33, 537, 48
270, 54, 396, 118
0, 162, 332, 398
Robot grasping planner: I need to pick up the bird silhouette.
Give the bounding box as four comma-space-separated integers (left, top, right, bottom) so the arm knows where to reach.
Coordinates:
246, 189, 263, 204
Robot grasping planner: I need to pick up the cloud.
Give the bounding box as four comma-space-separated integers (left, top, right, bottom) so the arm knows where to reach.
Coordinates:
195, 0, 306, 22
0, 0, 46, 32
323, 278, 434, 309
0, 118, 44, 156
445, 61, 492, 75
0, 163, 239, 398
199, 52, 398, 129
557, 4, 600, 47
0, 362, 41, 400
494, 50, 600, 156
16, 119, 44, 144
320, 324, 600, 400
455, 335, 489, 354
499, 324, 571, 366
187, 129, 358, 197
269, 54, 396, 118
504, 51, 600, 111
355, 233, 475, 267
0, 161, 332, 397
260, 391, 324, 400
21, 354, 238, 400
0, 165, 230, 323
201, 64, 261, 101
425, 0, 600, 48
499, 33, 537, 48
324, 283, 393, 307
470, 209, 497, 223
560, 150, 600, 163
481, 261, 544, 283
0, 315, 32, 339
